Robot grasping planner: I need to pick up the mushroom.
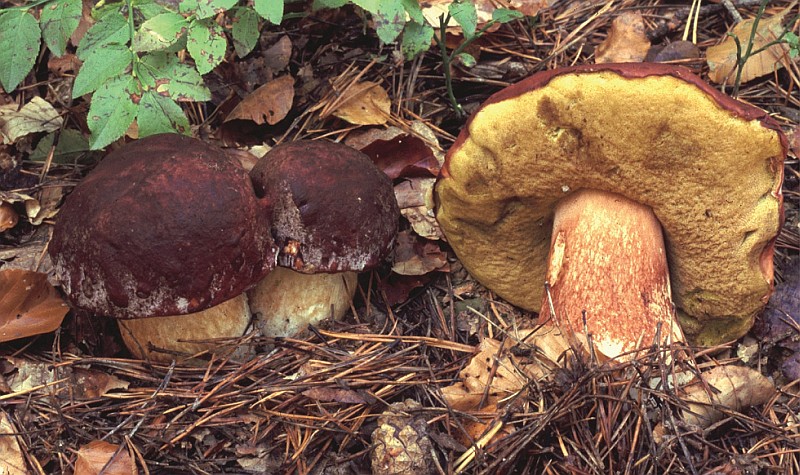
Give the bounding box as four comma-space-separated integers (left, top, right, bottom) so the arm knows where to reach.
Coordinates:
49, 134, 276, 361
435, 63, 785, 355
248, 140, 399, 337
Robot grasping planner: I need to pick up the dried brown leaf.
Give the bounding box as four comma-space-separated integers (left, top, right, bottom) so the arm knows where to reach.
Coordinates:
75, 440, 136, 475
595, 12, 651, 64
302, 387, 367, 404
706, 11, 791, 84
330, 82, 390, 126
0, 202, 18, 232
360, 134, 440, 179
391, 230, 448, 276
263, 35, 292, 72
0, 269, 68, 343
394, 178, 443, 240
680, 365, 775, 427
0, 410, 28, 475
224, 75, 295, 125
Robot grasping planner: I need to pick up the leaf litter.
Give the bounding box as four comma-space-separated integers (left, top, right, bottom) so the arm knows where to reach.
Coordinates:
0, 0, 798, 473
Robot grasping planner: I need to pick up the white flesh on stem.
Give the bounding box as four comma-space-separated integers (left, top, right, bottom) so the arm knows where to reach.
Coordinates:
539, 189, 684, 360
248, 267, 358, 338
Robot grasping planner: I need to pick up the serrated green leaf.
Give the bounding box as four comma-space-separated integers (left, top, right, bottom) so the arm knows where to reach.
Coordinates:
400, 0, 424, 24
401, 21, 433, 59
491, 8, 524, 23
232, 8, 259, 57
186, 20, 226, 74
254, 0, 283, 24
87, 75, 139, 150
40, 0, 83, 57
311, 0, 348, 9
0, 11, 40, 92
372, 1, 404, 44
72, 45, 132, 97
449, 1, 476, 39
133, 12, 188, 52
77, 13, 129, 60
181, 0, 238, 19
137, 52, 211, 101
137, 90, 190, 136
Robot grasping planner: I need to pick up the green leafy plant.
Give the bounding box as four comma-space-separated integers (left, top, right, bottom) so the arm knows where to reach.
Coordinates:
432, 2, 523, 117
0, 0, 285, 149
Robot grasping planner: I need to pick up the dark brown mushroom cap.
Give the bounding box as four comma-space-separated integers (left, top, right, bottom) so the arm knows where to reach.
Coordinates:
49, 134, 276, 319
250, 140, 399, 273
435, 63, 786, 345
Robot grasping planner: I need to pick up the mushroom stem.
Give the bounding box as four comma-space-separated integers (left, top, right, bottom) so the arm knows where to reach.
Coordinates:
118, 293, 253, 361
538, 189, 683, 360
248, 267, 358, 338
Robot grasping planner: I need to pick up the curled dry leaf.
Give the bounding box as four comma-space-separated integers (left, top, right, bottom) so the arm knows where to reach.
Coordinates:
0, 410, 28, 475
679, 365, 775, 427
645, 40, 700, 63
330, 82, 391, 126
595, 12, 651, 64
0, 97, 64, 144
0, 269, 68, 343
391, 230, 448, 276
394, 178, 443, 240
224, 75, 295, 125
75, 440, 136, 475
706, 10, 791, 84
0, 202, 18, 231
263, 35, 292, 72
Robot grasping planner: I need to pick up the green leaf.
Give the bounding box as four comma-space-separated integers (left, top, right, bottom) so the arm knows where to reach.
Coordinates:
449, 1, 476, 39
181, 0, 238, 19
372, 1, 405, 44
40, 0, 83, 57
30, 129, 95, 164
87, 75, 139, 150
232, 7, 259, 57
400, 0, 424, 24
73, 45, 132, 97
132, 12, 188, 52
137, 90, 190, 136
186, 20, 227, 75
491, 8, 524, 23
132, 0, 171, 20
352, 0, 379, 12
137, 52, 211, 101
311, 0, 348, 9
401, 21, 433, 59
457, 52, 476, 67
0, 11, 40, 92
77, 13, 129, 60
254, 0, 283, 24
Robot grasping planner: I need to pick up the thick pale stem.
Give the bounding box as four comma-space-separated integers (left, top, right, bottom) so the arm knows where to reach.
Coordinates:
248, 267, 358, 338
538, 189, 683, 360
118, 293, 252, 362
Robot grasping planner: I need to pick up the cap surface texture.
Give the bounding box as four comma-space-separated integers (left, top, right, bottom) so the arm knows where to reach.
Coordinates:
435, 63, 785, 344
250, 140, 399, 274
50, 134, 276, 319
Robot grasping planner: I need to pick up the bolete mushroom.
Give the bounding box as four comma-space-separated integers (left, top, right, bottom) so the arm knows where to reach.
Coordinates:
248, 140, 399, 337
435, 63, 785, 353
49, 134, 276, 361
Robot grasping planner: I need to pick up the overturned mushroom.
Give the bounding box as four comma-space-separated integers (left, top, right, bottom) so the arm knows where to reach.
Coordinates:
248, 140, 399, 337
435, 63, 785, 354
49, 134, 276, 361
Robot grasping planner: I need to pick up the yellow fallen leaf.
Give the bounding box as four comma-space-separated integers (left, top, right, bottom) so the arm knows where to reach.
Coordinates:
224, 75, 295, 125
0, 269, 69, 342
330, 82, 391, 126
595, 12, 651, 64
706, 11, 791, 84
75, 440, 137, 475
